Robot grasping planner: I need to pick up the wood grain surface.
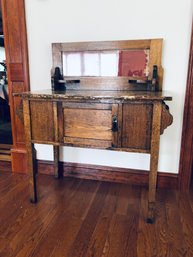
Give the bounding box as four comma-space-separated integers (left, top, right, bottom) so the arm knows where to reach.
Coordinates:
0, 172, 193, 257
1, 0, 30, 173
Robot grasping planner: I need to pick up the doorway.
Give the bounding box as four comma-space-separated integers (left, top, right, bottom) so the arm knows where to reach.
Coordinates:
0, 1, 12, 162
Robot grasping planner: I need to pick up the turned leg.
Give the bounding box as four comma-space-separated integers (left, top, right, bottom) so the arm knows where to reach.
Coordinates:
147, 102, 162, 223
54, 145, 60, 179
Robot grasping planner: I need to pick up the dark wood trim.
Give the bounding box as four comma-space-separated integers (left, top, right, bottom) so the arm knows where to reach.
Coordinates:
0, 158, 179, 190
37, 160, 178, 189
1, 0, 30, 173
179, 21, 193, 190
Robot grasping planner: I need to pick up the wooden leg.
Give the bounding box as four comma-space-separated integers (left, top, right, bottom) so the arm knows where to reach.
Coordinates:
147, 102, 162, 223
54, 145, 60, 179
28, 143, 37, 203
23, 99, 37, 203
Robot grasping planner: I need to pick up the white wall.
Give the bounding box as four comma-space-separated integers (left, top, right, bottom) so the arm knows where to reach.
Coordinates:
25, 0, 193, 173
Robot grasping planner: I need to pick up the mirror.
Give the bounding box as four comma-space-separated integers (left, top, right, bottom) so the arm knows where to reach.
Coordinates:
62, 49, 150, 78
52, 39, 163, 91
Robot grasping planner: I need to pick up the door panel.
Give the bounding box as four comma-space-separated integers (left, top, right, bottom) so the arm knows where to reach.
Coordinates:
122, 103, 153, 150
64, 108, 112, 140
30, 101, 55, 142
62, 103, 118, 149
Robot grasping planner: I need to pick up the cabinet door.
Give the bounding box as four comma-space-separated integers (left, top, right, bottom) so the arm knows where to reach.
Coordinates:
61, 103, 118, 149
122, 103, 153, 151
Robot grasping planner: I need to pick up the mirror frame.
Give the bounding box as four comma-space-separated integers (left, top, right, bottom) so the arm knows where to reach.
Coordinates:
52, 39, 163, 91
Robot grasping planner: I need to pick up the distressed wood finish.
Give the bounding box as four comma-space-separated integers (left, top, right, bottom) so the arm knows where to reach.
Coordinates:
1, 0, 30, 173
63, 108, 112, 139
161, 102, 173, 134
63, 103, 117, 148
23, 99, 37, 202
30, 101, 55, 142
53, 102, 59, 179
53, 146, 59, 179
149, 39, 163, 86
147, 101, 162, 223
122, 102, 153, 150
22, 39, 172, 223
22, 90, 172, 223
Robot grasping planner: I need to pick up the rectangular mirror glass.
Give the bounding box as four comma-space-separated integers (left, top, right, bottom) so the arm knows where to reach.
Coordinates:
62, 49, 150, 78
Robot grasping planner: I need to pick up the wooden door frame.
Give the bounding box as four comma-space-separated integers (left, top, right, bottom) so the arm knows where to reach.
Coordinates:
179, 21, 193, 190
1, 0, 30, 173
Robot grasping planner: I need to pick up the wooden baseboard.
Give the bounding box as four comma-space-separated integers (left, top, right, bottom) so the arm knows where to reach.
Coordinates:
0, 158, 178, 189
37, 160, 178, 189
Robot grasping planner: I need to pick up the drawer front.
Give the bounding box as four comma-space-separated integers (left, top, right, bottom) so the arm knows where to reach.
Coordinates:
122, 103, 153, 150
61, 103, 118, 148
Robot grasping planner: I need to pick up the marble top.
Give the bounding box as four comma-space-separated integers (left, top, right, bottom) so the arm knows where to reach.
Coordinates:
21, 89, 172, 102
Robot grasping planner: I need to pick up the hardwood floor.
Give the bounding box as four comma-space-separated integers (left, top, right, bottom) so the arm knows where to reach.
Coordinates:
0, 172, 193, 257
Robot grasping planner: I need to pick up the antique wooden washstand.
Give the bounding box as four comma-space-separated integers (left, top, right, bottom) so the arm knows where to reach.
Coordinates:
22, 39, 173, 223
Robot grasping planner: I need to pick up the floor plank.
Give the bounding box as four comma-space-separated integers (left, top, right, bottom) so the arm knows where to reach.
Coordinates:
0, 172, 193, 257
